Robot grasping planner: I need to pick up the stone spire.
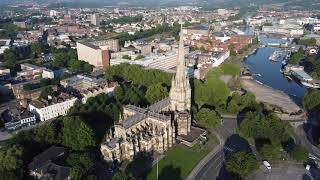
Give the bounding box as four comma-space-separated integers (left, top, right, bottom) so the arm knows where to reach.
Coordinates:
169, 21, 191, 113
174, 22, 188, 88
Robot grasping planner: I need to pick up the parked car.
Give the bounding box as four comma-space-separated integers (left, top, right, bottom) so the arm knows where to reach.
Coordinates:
263, 161, 271, 170
306, 164, 311, 171
308, 153, 317, 160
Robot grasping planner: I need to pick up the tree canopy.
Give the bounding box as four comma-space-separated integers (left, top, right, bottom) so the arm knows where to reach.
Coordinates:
61, 116, 96, 151
112, 170, 135, 180
303, 90, 320, 111
0, 145, 23, 172
288, 47, 304, 64
289, 145, 308, 161
225, 151, 258, 179
67, 152, 95, 179
145, 83, 169, 104
105, 63, 172, 88
259, 143, 281, 161
194, 108, 221, 128
238, 111, 292, 144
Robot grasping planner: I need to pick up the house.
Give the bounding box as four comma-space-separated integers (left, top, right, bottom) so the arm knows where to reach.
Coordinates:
1, 106, 36, 131
29, 92, 77, 121
28, 146, 69, 180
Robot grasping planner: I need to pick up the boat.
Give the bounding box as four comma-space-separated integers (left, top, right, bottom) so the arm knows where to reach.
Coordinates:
301, 81, 320, 89
269, 50, 282, 61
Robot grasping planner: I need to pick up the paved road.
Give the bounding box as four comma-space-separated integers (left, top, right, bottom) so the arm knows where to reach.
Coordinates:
252, 167, 314, 180
188, 118, 238, 180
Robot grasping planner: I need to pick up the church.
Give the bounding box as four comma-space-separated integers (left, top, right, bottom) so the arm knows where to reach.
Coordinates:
100, 25, 206, 162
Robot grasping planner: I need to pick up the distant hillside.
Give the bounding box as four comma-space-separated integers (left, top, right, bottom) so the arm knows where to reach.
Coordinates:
1, 0, 319, 10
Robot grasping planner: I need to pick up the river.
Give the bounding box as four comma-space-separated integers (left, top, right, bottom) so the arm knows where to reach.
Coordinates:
244, 47, 307, 104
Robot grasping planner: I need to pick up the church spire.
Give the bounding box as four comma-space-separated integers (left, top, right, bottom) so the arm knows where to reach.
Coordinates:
174, 21, 187, 87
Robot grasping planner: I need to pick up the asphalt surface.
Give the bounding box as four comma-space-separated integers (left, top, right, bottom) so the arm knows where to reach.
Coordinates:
253, 167, 314, 180
191, 119, 320, 180
192, 118, 238, 180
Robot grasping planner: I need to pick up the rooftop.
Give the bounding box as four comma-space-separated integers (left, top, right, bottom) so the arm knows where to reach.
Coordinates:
30, 92, 76, 109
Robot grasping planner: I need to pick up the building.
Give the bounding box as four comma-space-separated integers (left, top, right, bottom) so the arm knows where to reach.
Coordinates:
49, 10, 59, 17
91, 39, 120, 52
13, 21, 26, 28
262, 25, 304, 36
17, 63, 49, 80
61, 74, 107, 91
29, 93, 77, 121
28, 146, 69, 180
0, 39, 11, 54
183, 25, 209, 40
1, 107, 36, 131
11, 80, 53, 100
211, 50, 230, 67
80, 82, 117, 103
76, 42, 110, 69
100, 26, 206, 162
91, 13, 100, 26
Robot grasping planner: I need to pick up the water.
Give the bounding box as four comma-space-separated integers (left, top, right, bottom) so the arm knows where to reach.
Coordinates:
244, 47, 307, 104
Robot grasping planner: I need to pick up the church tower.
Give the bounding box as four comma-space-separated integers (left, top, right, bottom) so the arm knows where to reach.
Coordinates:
170, 22, 191, 136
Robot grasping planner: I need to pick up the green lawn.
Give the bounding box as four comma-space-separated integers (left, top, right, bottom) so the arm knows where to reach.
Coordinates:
220, 62, 241, 76
146, 144, 209, 180
205, 62, 240, 78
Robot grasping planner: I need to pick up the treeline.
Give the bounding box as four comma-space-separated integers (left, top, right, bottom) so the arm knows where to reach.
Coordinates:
288, 47, 304, 64
51, 46, 93, 73
0, 23, 23, 39
105, 63, 172, 88
1, 41, 49, 70
294, 38, 317, 46
104, 16, 143, 25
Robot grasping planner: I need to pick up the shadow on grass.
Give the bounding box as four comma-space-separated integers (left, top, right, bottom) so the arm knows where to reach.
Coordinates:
126, 151, 154, 179
158, 165, 182, 180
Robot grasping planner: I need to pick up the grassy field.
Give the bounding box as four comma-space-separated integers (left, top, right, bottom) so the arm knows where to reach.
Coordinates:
205, 62, 241, 79
146, 144, 209, 180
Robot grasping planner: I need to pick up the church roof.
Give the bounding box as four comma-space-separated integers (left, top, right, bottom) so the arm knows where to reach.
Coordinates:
120, 98, 171, 129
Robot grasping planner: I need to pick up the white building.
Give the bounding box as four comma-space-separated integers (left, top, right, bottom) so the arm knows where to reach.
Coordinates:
29, 93, 77, 121
80, 82, 117, 104
91, 14, 100, 26
211, 50, 230, 67
0, 39, 11, 54
49, 10, 58, 17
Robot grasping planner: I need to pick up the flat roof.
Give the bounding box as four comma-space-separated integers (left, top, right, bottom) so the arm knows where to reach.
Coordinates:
292, 69, 313, 80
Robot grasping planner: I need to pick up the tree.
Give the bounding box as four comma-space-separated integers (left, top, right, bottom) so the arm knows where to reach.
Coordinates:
288, 47, 304, 64
238, 111, 291, 144
112, 170, 135, 180
62, 116, 96, 151
225, 151, 258, 179
259, 144, 281, 160
32, 123, 59, 144
145, 83, 168, 104
0, 145, 23, 172
228, 44, 237, 56
195, 108, 221, 128
67, 153, 95, 179
39, 86, 54, 100
289, 146, 308, 161
303, 90, 320, 111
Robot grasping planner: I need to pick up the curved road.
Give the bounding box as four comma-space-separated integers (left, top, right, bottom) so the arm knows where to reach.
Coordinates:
186, 118, 237, 180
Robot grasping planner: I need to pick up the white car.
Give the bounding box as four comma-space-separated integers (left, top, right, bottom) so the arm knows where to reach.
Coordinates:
306, 164, 311, 171
263, 161, 271, 170
308, 153, 317, 160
